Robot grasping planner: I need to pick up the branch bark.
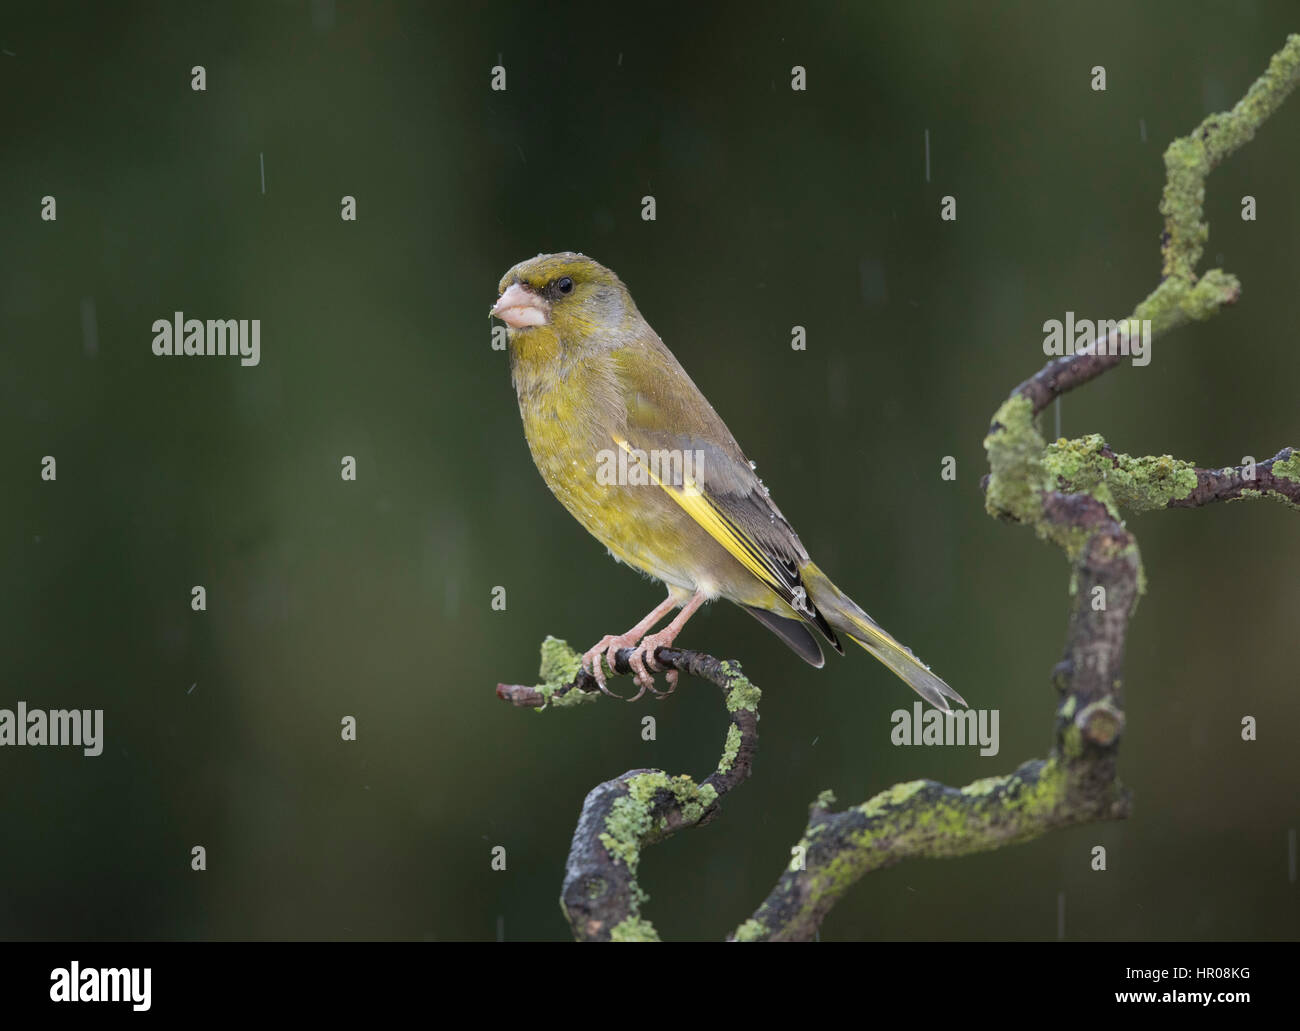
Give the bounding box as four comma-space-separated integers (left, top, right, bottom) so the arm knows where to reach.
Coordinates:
499, 643, 759, 941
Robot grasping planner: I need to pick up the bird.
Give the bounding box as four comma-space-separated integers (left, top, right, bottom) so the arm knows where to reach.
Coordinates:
491, 252, 965, 710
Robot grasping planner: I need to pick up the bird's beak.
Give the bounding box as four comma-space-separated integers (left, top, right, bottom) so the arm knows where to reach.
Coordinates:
491, 282, 549, 328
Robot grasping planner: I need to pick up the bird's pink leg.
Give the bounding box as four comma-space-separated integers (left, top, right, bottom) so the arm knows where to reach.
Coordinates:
581, 593, 681, 695
627, 590, 708, 696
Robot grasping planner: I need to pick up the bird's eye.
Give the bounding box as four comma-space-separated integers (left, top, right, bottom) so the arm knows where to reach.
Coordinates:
556, 277, 574, 295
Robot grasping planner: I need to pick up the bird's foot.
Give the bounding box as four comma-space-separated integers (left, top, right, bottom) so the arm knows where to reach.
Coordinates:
627, 629, 682, 699
579, 591, 700, 701
581, 632, 645, 698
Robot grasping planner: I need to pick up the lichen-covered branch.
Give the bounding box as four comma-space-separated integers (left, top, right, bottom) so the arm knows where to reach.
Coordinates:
734, 34, 1300, 942
1046, 440, 1300, 512
1015, 34, 1300, 417
1160, 35, 1300, 283
735, 483, 1138, 940
497, 638, 760, 941
732, 761, 1126, 942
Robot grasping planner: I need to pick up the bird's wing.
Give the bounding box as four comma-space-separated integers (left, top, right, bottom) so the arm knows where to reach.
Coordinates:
611, 340, 842, 651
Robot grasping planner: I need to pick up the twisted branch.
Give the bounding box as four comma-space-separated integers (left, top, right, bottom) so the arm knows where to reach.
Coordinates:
498, 642, 759, 941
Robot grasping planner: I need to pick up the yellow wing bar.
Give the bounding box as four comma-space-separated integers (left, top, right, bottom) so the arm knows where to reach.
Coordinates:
611, 436, 798, 602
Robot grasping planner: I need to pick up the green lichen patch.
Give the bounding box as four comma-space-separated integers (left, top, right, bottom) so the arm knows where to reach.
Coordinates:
721, 663, 762, 713
1044, 433, 1110, 494
1060, 722, 1085, 760
718, 723, 743, 773
1124, 540, 1148, 599
732, 918, 769, 942
1103, 452, 1198, 510
626, 771, 671, 805
1273, 450, 1300, 483
1045, 436, 1198, 511
984, 395, 1047, 525
533, 637, 597, 708
960, 775, 1005, 798
668, 774, 713, 825
600, 772, 716, 877
610, 915, 661, 942
1227, 486, 1298, 511
600, 792, 656, 872
983, 397, 1104, 560
1181, 269, 1241, 320
858, 779, 928, 818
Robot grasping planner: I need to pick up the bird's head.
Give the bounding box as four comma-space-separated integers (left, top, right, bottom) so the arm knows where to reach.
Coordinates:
491, 252, 635, 345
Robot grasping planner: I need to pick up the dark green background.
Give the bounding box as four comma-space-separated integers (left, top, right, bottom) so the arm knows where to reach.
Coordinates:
2, 1, 1297, 940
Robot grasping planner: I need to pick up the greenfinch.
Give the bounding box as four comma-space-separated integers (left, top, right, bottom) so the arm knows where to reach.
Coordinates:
492, 252, 964, 710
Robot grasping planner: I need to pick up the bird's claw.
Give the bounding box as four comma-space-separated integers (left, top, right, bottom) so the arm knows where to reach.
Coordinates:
651, 669, 679, 698
581, 630, 680, 702
581, 633, 638, 692
594, 678, 638, 701
625, 632, 679, 698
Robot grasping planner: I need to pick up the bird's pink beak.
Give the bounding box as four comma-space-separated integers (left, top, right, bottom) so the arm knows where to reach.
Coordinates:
491, 282, 549, 328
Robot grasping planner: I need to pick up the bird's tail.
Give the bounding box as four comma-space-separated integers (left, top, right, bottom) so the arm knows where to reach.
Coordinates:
801, 561, 966, 712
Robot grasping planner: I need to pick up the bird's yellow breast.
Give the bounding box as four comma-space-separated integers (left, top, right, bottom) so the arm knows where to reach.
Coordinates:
512, 340, 706, 592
